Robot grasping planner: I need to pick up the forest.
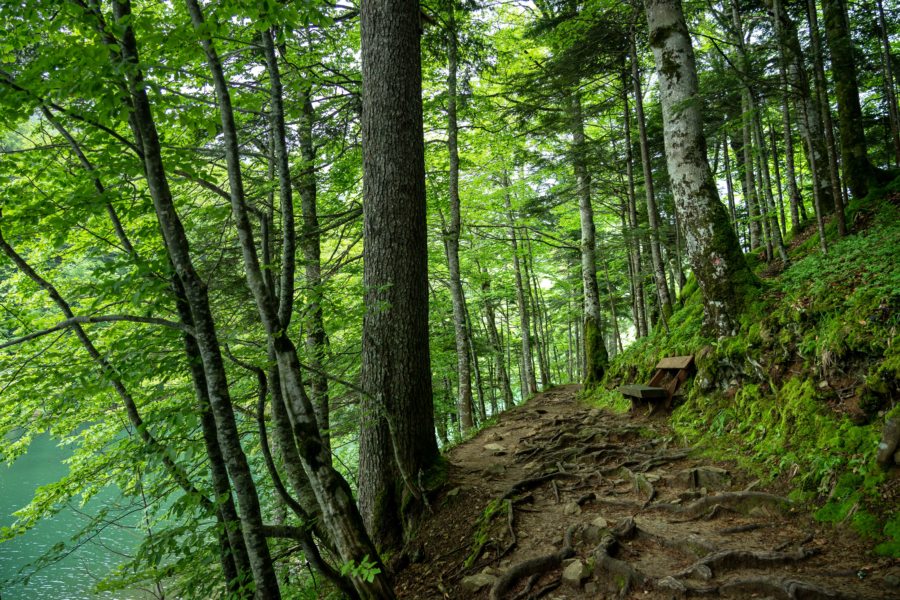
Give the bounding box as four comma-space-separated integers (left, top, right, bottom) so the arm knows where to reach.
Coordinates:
0, 0, 898, 598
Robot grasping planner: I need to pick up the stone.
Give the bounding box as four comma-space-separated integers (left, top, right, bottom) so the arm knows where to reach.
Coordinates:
591, 516, 608, 528
876, 417, 900, 467
483, 463, 505, 477
483, 442, 505, 454
445, 487, 461, 498
675, 466, 732, 490
481, 566, 502, 577
561, 559, 589, 587
461, 573, 496, 593
563, 501, 581, 515
584, 582, 598, 595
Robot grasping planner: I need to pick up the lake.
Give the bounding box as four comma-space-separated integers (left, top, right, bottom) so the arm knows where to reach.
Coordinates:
0, 434, 149, 599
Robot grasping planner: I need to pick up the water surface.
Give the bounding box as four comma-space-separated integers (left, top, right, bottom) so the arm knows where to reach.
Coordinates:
1, 435, 149, 599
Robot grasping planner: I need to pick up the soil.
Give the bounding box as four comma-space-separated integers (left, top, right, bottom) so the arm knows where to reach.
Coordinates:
394, 385, 899, 599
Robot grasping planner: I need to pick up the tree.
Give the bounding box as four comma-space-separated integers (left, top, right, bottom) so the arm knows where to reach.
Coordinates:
644, 0, 757, 335
358, 0, 440, 551
820, 0, 885, 199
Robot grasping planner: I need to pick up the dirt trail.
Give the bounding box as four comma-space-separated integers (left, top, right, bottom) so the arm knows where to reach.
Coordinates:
394, 385, 898, 599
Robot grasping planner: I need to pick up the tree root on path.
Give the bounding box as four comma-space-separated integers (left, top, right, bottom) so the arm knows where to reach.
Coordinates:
590, 518, 647, 599
650, 491, 792, 519
500, 471, 579, 500
671, 547, 819, 580
489, 525, 578, 600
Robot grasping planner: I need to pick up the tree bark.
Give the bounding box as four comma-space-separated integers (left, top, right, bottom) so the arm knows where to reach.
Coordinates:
722, 132, 739, 231
876, 0, 900, 165
444, 4, 474, 433
185, 2, 397, 596
119, 2, 282, 595
504, 174, 538, 396
621, 82, 648, 338
569, 91, 609, 387
359, 0, 439, 558
769, 0, 837, 216
630, 36, 674, 314
483, 279, 515, 410
645, 0, 757, 336
296, 82, 331, 461
820, 0, 879, 203
751, 99, 789, 262
730, 0, 763, 252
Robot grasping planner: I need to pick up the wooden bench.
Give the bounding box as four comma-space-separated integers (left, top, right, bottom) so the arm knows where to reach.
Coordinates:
619, 355, 695, 413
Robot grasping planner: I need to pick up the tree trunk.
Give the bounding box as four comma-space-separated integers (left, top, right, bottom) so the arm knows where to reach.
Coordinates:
776, 64, 803, 233
464, 299, 487, 423
876, 0, 900, 165
122, 2, 283, 595
621, 81, 648, 338
820, 0, 879, 203
722, 132, 739, 232
444, 6, 474, 433
483, 279, 515, 410
769, 0, 837, 216
504, 174, 538, 396
296, 83, 331, 461
645, 0, 757, 336
769, 121, 788, 238
185, 3, 394, 596
524, 232, 551, 388
359, 0, 439, 557
730, 0, 763, 252
602, 257, 624, 354
751, 99, 789, 262
630, 35, 674, 314
569, 91, 609, 387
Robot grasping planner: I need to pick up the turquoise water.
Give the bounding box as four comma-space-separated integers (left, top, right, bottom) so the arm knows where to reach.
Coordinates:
0, 435, 149, 599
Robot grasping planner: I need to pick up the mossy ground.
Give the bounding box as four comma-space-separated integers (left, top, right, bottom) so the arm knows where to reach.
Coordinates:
586, 181, 900, 557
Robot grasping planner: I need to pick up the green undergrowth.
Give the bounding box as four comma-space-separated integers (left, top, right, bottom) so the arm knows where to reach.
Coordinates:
587, 181, 900, 557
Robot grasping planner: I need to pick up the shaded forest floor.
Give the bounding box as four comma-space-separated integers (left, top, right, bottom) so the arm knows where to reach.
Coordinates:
394, 385, 898, 599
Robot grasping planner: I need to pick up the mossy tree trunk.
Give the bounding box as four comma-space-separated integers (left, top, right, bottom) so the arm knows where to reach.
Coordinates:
644, 0, 758, 336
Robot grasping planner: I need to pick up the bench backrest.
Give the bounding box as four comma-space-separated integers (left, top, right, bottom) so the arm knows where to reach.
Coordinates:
654, 355, 694, 370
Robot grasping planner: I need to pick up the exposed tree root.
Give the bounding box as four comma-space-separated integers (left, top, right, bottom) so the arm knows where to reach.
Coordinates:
489, 525, 578, 600
657, 575, 857, 599
591, 519, 647, 598
509, 574, 539, 600
651, 491, 792, 518
672, 547, 819, 579
500, 472, 578, 500
719, 576, 856, 599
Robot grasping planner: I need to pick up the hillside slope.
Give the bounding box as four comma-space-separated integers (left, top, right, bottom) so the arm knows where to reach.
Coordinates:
591, 184, 900, 559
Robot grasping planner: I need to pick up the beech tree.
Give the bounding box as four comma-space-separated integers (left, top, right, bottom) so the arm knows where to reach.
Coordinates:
644, 0, 757, 335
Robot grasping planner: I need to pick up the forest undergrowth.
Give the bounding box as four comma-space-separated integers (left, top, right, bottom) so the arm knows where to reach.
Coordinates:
591, 181, 900, 557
